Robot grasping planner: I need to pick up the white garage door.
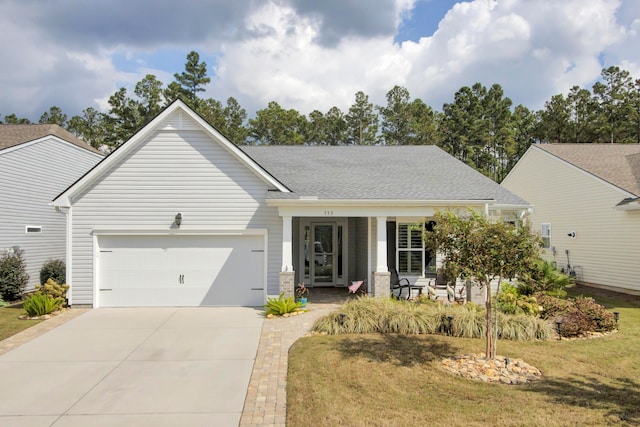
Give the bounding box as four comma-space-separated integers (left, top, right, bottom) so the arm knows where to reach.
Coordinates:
97, 235, 265, 307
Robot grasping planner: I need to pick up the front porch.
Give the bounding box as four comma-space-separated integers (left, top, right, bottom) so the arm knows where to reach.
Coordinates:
278, 215, 438, 299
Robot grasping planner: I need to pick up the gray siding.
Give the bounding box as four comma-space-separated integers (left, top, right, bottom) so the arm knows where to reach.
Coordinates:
0, 138, 101, 290
69, 120, 281, 305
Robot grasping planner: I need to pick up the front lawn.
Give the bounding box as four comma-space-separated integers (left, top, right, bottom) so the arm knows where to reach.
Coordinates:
287, 286, 640, 426
0, 305, 43, 341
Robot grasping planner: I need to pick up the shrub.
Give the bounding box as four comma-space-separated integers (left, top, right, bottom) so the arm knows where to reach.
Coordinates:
23, 293, 60, 317
0, 296, 8, 307
264, 292, 303, 316
537, 293, 617, 337
0, 249, 29, 302
35, 279, 69, 307
518, 259, 571, 298
496, 283, 543, 316
40, 259, 66, 286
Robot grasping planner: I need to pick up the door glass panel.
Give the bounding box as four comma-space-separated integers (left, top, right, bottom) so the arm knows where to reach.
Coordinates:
304, 226, 310, 279
313, 225, 334, 284
337, 226, 343, 279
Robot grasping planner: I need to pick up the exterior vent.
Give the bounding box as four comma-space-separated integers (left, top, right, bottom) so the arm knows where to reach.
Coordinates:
25, 226, 42, 233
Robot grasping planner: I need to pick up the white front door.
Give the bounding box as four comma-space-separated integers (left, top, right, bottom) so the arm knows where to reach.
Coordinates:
300, 221, 344, 287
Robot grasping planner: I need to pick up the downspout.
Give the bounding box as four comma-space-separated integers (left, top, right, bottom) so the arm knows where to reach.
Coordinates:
484, 203, 489, 217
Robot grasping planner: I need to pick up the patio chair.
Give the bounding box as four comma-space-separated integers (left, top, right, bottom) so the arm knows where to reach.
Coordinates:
389, 268, 410, 299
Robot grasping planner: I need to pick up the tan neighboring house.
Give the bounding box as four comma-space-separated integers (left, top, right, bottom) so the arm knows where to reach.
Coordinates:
0, 124, 103, 290
502, 143, 640, 296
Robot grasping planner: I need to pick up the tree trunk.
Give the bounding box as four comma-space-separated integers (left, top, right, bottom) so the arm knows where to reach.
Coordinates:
485, 283, 495, 359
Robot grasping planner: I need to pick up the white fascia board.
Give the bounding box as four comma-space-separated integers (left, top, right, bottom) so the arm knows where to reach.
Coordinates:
490, 203, 534, 211
52, 101, 289, 207
614, 200, 640, 211
266, 198, 496, 207
268, 199, 497, 218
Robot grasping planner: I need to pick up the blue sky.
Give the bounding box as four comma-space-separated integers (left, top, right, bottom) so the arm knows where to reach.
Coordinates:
0, 0, 638, 122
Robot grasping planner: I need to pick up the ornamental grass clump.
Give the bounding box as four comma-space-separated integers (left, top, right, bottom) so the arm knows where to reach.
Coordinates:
22, 293, 60, 317
312, 297, 554, 341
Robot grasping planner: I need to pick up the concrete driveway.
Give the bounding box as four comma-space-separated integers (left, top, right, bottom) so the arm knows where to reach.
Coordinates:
0, 307, 264, 427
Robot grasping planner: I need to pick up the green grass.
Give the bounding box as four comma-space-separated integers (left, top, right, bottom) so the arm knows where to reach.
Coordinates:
0, 304, 43, 341
287, 285, 640, 426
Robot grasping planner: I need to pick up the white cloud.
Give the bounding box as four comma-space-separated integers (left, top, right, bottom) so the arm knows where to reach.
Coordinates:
0, 0, 638, 122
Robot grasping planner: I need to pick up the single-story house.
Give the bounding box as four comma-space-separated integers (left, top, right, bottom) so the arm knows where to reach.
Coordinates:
0, 124, 103, 290
501, 143, 640, 296
52, 100, 531, 307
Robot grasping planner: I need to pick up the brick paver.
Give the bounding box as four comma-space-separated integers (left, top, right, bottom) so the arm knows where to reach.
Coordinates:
240, 302, 341, 426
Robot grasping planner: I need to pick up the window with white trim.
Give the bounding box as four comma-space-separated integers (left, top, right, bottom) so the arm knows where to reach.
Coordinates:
541, 223, 551, 249
397, 223, 424, 274
25, 226, 42, 234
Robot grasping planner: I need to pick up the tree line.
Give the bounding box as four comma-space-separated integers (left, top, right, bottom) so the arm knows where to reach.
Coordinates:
2, 51, 639, 182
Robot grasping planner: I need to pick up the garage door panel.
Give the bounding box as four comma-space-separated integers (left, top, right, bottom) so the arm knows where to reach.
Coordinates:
98, 235, 264, 307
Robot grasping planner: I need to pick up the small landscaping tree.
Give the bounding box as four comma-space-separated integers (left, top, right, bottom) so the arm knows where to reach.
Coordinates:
425, 211, 541, 359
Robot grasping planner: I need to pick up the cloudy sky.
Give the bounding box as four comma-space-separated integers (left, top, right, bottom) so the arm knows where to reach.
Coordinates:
0, 0, 638, 122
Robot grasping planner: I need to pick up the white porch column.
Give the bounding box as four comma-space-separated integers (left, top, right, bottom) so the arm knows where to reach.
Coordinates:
281, 215, 293, 272
376, 216, 388, 272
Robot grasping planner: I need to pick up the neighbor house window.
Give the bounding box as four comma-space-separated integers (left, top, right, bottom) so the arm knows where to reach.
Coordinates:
397, 223, 424, 274
25, 226, 42, 234
541, 223, 551, 249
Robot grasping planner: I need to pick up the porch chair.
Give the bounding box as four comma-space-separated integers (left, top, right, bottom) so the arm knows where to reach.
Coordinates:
390, 268, 426, 300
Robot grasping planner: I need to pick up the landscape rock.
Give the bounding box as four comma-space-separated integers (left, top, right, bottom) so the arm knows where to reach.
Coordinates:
441, 353, 543, 385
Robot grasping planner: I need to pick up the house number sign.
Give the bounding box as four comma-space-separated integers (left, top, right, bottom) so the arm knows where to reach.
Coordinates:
324, 210, 334, 216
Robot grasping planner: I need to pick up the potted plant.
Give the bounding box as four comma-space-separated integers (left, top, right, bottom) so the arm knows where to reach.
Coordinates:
295, 282, 309, 307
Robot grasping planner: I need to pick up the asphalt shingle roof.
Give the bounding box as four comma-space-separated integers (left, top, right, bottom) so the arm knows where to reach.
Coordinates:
0, 124, 101, 154
536, 144, 640, 196
242, 145, 528, 205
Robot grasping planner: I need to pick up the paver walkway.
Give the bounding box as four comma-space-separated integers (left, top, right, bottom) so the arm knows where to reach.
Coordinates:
240, 302, 341, 426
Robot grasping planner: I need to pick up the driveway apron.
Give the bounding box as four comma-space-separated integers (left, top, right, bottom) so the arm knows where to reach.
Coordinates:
0, 307, 263, 427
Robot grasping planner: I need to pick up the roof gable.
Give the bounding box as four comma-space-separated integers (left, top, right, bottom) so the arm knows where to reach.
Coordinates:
535, 144, 640, 196
0, 124, 101, 154
53, 100, 289, 206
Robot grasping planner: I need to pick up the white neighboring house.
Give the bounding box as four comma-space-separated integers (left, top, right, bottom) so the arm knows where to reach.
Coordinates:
502, 143, 640, 296
52, 100, 531, 308
0, 124, 103, 290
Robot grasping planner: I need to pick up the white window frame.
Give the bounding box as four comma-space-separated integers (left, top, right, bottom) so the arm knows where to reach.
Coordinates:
25, 225, 42, 234
396, 222, 425, 275
541, 223, 551, 249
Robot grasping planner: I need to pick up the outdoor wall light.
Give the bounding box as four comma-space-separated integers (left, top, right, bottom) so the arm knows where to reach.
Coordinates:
175, 213, 182, 227
567, 231, 576, 238
555, 320, 563, 340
